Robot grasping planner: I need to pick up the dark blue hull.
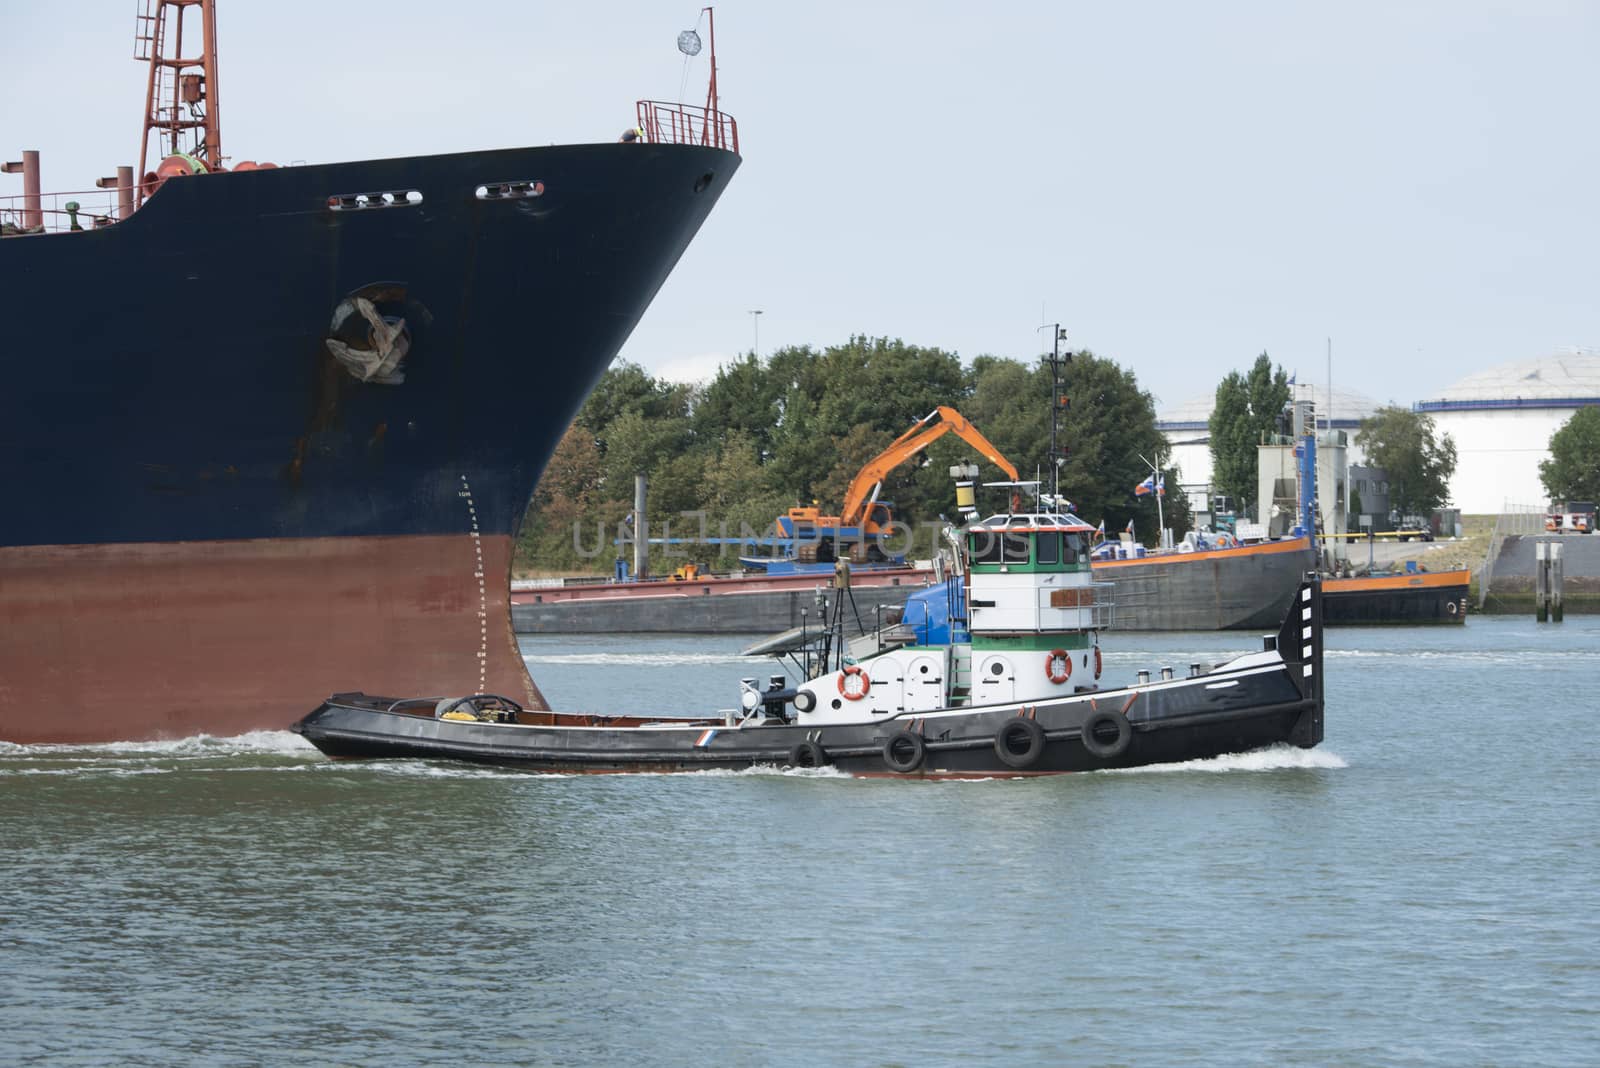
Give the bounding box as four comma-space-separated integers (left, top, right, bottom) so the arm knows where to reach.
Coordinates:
2, 143, 735, 547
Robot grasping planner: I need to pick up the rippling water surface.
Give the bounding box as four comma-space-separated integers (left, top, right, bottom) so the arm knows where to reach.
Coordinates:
4, 618, 1598, 1066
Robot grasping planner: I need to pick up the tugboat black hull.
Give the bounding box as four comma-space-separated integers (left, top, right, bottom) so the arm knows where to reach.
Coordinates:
294, 581, 1325, 778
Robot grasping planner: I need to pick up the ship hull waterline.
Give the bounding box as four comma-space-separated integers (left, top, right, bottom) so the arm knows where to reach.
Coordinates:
0, 535, 534, 745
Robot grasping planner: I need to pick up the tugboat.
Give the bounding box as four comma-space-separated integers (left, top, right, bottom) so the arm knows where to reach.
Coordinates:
293, 506, 1324, 777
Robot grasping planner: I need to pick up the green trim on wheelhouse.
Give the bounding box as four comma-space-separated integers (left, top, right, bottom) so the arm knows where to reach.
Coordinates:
971, 632, 1094, 652
966, 529, 1093, 575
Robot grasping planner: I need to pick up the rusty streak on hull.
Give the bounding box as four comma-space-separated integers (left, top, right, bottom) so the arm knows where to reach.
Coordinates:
0, 535, 542, 744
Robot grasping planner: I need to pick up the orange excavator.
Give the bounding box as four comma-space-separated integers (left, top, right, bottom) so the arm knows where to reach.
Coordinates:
778, 406, 1019, 564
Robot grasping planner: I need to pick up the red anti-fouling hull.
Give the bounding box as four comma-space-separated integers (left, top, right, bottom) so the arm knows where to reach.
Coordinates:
0, 535, 542, 744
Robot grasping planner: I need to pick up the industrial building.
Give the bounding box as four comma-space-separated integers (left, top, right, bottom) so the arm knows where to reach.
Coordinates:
1156, 383, 1380, 517
1160, 350, 1600, 518
1414, 348, 1600, 514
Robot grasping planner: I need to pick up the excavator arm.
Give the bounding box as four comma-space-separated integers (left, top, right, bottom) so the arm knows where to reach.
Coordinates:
840, 406, 1020, 527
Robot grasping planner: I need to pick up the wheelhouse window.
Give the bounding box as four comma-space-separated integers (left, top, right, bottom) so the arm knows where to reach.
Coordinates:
1035, 532, 1060, 565
969, 530, 1031, 564
970, 531, 1004, 564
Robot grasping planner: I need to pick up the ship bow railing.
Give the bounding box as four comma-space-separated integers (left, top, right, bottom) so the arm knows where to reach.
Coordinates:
1, 185, 134, 236
636, 100, 739, 155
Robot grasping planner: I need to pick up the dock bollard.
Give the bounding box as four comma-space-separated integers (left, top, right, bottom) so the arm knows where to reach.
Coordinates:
1536, 541, 1564, 624
1553, 541, 1564, 623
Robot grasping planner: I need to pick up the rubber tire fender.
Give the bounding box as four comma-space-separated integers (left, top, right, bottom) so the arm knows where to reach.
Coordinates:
1080, 709, 1132, 759
993, 717, 1046, 769
881, 729, 925, 774
789, 740, 828, 768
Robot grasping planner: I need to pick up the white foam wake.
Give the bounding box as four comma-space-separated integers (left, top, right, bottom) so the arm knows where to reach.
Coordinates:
1108, 743, 1348, 774
0, 730, 316, 758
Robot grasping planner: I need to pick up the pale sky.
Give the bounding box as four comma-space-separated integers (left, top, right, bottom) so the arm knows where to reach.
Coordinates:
7, 1, 1595, 414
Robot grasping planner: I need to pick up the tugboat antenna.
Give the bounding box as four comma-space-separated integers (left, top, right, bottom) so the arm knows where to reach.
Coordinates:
1038, 323, 1071, 511
134, 0, 222, 205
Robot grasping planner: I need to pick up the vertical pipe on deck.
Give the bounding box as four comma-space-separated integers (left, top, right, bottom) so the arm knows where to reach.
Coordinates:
22, 150, 41, 230
117, 166, 135, 219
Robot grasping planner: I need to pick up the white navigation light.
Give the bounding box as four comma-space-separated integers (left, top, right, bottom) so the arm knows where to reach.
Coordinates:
678, 29, 702, 56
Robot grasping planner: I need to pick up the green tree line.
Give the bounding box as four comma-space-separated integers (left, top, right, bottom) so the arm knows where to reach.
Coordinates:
515, 336, 1187, 574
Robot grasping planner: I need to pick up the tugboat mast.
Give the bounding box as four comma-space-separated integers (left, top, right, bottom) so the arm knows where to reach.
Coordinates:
1042, 323, 1070, 511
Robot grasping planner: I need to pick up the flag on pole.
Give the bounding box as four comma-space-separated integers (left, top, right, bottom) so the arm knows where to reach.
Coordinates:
1095, 518, 1106, 542
1125, 519, 1135, 535
1135, 472, 1165, 497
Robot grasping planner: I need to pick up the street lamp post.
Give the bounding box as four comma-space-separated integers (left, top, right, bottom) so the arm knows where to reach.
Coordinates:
748, 309, 763, 357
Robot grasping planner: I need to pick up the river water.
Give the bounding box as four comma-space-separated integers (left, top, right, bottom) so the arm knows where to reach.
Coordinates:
3, 618, 1597, 1066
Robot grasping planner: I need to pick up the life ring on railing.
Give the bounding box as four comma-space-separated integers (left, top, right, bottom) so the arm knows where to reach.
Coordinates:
1447, 600, 1459, 616
1094, 645, 1103, 680
838, 665, 870, 700
1046, 649, 1072, 685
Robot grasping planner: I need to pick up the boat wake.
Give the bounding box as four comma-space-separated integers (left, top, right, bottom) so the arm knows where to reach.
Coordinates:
0, 731, 318, 774
1324, 647, 1598, 665
0, 729, 316, 757
1107, 743, 1347, 775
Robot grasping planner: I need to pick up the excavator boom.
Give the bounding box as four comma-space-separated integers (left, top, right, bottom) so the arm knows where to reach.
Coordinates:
840, 406, 1019, 527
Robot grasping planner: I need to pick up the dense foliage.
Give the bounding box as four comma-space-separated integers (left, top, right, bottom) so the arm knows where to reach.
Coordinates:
1355, 406, 1459, 515
515, 336, 1185, 574
1207, 352, 1291, 519
1538, 405, 1600, 503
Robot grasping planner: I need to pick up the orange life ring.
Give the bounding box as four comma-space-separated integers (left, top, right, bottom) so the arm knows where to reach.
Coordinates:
1046, 649, 1072, 685
838, 664, 871, 700
1094, 645, 1103, 680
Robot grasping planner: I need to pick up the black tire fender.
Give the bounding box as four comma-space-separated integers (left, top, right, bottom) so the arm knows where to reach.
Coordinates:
1080, 709, 1132, 759
994, 717, 1046, 769
789, 740, 827, 768
881, 729, 925, 773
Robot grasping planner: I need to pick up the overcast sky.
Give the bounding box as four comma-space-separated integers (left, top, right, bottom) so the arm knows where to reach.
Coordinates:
7, 1, 1595, 414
